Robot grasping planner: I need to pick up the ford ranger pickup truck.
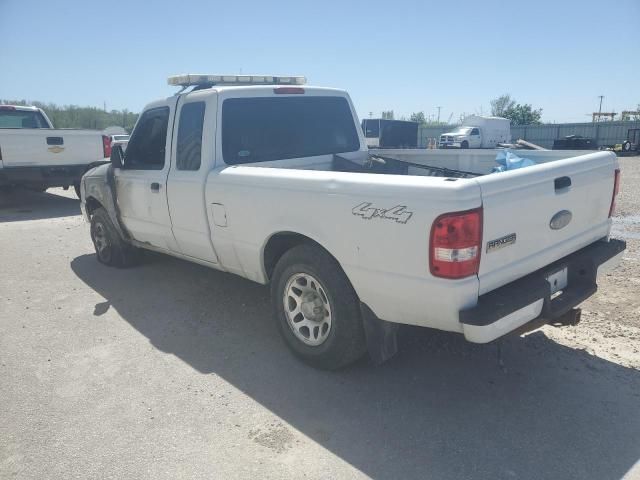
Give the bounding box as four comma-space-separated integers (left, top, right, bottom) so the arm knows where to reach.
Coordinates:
0, 105, 111, 196
80, 74, 625, 370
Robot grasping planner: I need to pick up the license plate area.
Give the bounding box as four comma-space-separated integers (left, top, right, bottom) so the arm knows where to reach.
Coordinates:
546, 266, 568, 297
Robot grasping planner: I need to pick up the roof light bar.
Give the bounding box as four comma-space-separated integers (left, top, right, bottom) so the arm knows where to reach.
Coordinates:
167, 74, 306, 87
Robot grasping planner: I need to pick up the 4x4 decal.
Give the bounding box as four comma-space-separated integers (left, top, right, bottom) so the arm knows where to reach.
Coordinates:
352, 202, 413, 224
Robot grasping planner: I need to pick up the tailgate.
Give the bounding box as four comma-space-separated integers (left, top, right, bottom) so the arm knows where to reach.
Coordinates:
0, 129, 103, 168
475, 151, 617, 295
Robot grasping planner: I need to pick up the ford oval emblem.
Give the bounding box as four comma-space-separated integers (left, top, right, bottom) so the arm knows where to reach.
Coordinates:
550, 210, 572, 230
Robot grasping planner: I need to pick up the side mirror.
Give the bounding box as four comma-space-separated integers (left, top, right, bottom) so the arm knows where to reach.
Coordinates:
111, 145, 124, 169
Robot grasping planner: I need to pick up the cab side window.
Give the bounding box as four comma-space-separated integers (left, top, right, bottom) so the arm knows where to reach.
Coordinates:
471, 128, 479, 135
124, 107, 169, 170
176, 102, 206, 171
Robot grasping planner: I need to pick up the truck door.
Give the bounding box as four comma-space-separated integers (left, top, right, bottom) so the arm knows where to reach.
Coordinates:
166, 92, 219, 264
115, 102, 178, 252
470, 128, 481, 148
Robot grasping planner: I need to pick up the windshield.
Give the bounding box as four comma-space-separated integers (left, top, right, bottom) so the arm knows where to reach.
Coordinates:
222, 96, 360, 164
0, 109, 50, 128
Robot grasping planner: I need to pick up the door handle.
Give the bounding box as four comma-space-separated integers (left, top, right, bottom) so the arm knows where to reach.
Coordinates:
554, 176, 571, 191
150, 182, 161, 192
46, 136, 64, 145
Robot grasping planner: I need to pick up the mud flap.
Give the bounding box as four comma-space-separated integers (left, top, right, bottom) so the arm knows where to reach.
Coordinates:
360, 303, 399, 365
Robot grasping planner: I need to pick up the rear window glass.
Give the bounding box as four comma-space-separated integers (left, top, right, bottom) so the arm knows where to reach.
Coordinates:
0, 110, 49, 128
176, 102, 205, 171
222, 96, 360, 165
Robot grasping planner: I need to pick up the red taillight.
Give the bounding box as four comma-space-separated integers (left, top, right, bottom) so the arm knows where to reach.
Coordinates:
102, 135, 112, 158
429, 208, 483, 279
273, 87, 305, 94
609, 168, 621, 218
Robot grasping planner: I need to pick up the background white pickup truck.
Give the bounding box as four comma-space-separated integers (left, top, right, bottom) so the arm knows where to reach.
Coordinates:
439, 115, 511, 149
0, 105, 111, 195
80, 74, 625, 370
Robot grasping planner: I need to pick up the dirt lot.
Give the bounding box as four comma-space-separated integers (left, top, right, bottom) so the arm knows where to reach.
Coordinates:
1, 158, 639, 480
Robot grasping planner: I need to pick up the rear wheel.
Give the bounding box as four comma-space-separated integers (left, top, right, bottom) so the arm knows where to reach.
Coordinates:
90, 207, 140, 267
271, 244, 367, 370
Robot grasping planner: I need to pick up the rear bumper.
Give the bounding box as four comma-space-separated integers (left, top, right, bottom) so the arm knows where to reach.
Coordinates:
0, 164, 87, 188
460, 238, 626, 343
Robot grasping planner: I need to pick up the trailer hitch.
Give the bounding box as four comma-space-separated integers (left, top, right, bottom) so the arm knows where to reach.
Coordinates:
548, 308, 582, 327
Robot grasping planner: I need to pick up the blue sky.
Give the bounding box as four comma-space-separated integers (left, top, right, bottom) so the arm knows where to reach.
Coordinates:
1, 0, 638, 123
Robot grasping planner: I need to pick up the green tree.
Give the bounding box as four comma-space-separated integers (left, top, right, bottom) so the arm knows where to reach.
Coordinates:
490, 94, 516, 117
381, 110, 394, 120
410, 111, 426, 124
503, 103, 543, 125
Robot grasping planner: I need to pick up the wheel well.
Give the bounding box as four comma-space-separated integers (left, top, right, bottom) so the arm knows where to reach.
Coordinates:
84, 196, 103, 216
263, 232, 325, 280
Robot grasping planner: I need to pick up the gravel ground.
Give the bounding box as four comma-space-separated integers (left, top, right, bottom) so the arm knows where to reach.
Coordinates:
1, 158, 639, 480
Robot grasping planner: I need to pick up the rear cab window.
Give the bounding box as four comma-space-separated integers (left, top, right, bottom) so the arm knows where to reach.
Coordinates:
0, 109, 49, 128
221, 96, 360, 165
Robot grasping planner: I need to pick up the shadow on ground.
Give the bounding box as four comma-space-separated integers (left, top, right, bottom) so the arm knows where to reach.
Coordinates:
71, 253, 640, 480
0, 188, 79, 222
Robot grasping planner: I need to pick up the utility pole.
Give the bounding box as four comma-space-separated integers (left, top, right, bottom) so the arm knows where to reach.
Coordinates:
436, 106, 441, 123
597, 95, 604, 122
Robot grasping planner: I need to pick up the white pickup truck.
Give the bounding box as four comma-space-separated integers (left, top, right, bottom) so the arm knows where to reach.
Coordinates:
439, 115, 511, 149
0, 105, 111, 195
80, 74, 625, 370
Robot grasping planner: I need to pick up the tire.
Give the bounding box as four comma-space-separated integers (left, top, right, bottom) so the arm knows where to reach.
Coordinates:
74, 181, 81, 199
90, 207, 140, 268
461, 140, 469, 149
271, 244, 367, 370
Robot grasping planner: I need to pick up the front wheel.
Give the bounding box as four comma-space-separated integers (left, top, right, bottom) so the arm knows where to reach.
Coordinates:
461, 140, 469, 149
90, 207, 140, 267
271, 244, 367, 370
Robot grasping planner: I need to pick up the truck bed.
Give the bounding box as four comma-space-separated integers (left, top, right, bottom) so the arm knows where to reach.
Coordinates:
214, 149, 618, 330
243, 148, 599, 178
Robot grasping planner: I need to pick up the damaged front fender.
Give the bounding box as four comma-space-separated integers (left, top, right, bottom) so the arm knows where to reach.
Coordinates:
82, 164, 131, 242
